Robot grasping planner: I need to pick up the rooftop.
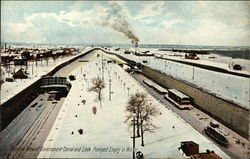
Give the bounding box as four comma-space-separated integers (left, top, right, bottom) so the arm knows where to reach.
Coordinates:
168, 89, 190, 99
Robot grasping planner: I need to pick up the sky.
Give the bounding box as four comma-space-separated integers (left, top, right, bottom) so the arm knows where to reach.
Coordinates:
1, 1, 250, 46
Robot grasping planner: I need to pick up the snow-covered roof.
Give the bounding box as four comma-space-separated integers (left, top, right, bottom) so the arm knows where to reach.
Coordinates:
1, 53, 10, 57
153, 85, 168, 93
168, 89, 190, 99
57, 50, 64, 53
13, 56, 23, 60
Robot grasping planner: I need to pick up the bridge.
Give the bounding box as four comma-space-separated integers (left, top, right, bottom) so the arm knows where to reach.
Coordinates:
40, 76, 71, 96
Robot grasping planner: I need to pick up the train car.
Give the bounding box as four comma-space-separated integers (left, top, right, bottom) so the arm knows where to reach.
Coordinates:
204, 122, 229, 147
143, 79, 168, 94
165, 89, 192, 110
152, 85, 168, 94
143, 79, 154, 87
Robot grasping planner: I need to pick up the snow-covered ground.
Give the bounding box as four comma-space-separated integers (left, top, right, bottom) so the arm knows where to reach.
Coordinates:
153, 50, 250, 73
112, 48, 249, 109
0, 47, 93, 104
38, 56, 229, 158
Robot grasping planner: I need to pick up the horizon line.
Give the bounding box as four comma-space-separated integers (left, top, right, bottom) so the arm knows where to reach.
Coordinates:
1, 41, 250, 48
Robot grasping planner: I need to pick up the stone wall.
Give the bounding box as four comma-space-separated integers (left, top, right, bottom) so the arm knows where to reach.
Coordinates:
141, 65, 249, 139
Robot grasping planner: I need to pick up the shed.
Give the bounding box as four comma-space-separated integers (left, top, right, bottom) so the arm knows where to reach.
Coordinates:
13, 56, 27, 65
179, 141, 199, 156
13, 68, 28, 79
190, 150, 222, 159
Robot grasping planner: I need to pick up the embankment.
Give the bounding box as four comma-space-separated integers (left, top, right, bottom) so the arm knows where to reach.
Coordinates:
140, 64, 249, 139
105, 51, 250, 139
102, 50, 249, 139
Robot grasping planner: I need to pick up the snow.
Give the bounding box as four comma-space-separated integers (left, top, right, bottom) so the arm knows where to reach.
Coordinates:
161, 55, 249, 75
112, 48, 249, 109
0, 47, 93, 104
38, 55, 229, 158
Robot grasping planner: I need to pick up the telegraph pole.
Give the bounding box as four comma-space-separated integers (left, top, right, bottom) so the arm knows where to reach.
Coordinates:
109, 77, 111, 101
7, 60, 10, 78
127, 87, 130, 97
192, 66, 194, 81
101, 54, 104, 81
32, 61, 34, 75
131, 117, 136, 159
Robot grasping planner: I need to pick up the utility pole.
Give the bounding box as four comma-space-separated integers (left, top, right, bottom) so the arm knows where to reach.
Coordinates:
192, 66, 194, 81
109, 77, 111, 101
26, 60, 28, 70
127, 87, 130, 97
32, 61, 33, 75
131, 117, 136, 159
101, 54, 104, 81
7, 60, 10, 78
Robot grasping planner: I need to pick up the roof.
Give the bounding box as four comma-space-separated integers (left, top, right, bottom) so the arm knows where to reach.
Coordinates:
154, 85, 168, 93
181, 141, 199, 146
1, 53, 11, 57
143, 79, 154, 87
13, 56, 23, 60
13, 68, 28, 78
168, 89, 190, 99
14, 68, 25, 74
208, 126, 229, 137
143, 79, 168, 93
191, 152, 222, 159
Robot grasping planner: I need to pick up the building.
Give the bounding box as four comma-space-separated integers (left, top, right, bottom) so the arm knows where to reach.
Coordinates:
21, 50, 33, 60
13, 68, 28, 79
13, 56, 27, 65
179, 141, 199, 156
179, 141, 222, 159
190, 150, 222, 159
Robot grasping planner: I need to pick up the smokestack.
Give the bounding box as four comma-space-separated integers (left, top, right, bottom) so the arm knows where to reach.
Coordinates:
104, 2, 139, 47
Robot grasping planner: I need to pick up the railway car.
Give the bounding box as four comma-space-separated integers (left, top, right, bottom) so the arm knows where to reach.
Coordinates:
204, 122, 229, 147
152, 85, 168, 94
165, 89, 192, 110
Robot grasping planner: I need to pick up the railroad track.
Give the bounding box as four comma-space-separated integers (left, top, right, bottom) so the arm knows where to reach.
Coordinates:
10, 102, 57, 158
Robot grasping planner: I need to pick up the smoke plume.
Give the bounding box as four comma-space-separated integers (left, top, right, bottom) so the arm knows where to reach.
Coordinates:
103, 2, 139, 47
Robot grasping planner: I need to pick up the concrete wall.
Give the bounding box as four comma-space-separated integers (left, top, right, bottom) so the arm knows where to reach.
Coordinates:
0, 79, 41, 131
141, 65, 249, 139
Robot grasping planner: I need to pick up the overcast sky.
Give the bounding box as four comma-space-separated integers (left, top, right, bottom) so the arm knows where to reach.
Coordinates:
1, 1, 250, 46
